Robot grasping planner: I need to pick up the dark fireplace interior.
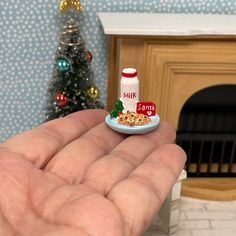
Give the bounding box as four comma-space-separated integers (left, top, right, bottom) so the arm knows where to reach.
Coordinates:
176, 85, 236, 177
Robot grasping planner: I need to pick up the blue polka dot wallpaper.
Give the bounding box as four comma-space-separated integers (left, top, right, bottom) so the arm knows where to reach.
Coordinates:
0, 0, 235, 142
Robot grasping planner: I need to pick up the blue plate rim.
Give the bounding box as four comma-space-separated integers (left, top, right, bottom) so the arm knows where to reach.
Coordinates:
105, 114, 160, 134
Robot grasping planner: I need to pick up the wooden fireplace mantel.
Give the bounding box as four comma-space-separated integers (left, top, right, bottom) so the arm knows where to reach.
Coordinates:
98, 13, 236, 200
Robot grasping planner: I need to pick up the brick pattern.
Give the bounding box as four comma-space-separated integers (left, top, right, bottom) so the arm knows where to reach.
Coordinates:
144, 197, 236, 236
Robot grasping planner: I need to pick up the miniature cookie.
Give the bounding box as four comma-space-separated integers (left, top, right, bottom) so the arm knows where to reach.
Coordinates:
118, 111, 151, 126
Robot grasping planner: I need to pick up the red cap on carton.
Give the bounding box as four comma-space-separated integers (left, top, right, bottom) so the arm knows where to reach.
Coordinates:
122, 68, 137, 78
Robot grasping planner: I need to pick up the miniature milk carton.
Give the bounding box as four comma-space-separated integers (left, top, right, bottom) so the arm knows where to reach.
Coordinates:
120, 68, 139, 112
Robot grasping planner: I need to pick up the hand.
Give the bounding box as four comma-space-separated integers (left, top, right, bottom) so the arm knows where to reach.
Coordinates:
0, 110, 186, 236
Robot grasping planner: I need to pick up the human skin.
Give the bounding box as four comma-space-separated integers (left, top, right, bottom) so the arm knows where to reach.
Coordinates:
0, 109, 186, 236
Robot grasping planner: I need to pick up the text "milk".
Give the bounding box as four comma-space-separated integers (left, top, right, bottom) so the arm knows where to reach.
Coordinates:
120, 68, 139, 112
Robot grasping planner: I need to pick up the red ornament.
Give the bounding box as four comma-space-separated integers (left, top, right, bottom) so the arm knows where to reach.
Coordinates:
55, 92, 68, 107
136, 101, 157, 116
86, 50, 93, 62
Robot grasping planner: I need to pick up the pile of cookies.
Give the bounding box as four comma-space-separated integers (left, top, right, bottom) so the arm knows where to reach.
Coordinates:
118, 111, 151, 126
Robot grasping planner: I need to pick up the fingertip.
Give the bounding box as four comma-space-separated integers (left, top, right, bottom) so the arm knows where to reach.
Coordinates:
162, 143, 187, 165
66, 109, 108, 120
160, 120, 176, 138
144, 120, 176, 145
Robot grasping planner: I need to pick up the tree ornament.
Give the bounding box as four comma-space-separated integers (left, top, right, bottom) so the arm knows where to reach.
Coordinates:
60, 0, 83, 13
86, 50, 93, 62
87, 86, 99, 100
55, 92, 68, 107
57, 57, 71, 72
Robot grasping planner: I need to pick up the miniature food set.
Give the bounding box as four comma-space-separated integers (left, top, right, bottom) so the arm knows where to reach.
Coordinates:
105, 68, 160, 134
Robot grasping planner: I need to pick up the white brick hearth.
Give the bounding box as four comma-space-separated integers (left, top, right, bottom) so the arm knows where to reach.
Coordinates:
145, 197, 236, 236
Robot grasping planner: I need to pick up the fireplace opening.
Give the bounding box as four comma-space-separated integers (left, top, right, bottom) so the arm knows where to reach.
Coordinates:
176, 85, 236, 177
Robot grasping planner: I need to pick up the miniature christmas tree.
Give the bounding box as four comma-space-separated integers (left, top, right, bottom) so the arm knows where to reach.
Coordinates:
44, 19, 103, 121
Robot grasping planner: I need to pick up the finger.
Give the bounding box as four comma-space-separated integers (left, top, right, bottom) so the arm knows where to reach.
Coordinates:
45, 122, 127, 183
82, 121, 176, 194
108, 144, 186, 236
0, 110, 107, 168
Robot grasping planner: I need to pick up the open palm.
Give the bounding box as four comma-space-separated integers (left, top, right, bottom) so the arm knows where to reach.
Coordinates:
0, 110, 186, 236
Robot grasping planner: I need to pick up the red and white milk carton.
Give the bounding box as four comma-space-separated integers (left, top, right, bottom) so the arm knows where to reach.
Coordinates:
120, 68, 139, 112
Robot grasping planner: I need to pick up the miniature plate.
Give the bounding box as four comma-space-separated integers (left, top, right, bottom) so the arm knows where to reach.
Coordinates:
105, 114, 160, 135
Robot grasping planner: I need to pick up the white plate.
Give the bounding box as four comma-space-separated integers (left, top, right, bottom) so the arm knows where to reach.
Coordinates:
105, 114, 160, 135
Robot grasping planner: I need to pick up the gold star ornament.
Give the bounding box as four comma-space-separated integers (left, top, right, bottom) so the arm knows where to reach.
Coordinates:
60, 0, 83, 13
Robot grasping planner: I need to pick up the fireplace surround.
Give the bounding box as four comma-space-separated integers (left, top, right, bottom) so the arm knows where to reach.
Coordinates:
98, 13, 236, 200
177, 85, 236, 177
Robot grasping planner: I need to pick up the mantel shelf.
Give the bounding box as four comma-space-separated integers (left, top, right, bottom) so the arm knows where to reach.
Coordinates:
98, 13, 236, 36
